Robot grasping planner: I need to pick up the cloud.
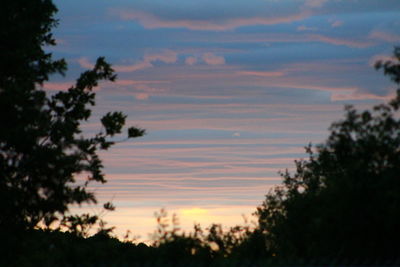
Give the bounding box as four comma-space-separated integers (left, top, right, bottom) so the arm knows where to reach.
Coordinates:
41, 82, 72, 91
331, 91, 393, 101
202, 53, 225, 65
297, 25, 317, 31
135, 93, 150, 100
369, 30, 400, 43
79, 50, 178, 73
180, 32, 374, 48
232, 132, 241, 137
330, 20, 343, 28
77, 57, 94, 69
114, 79, 169, 86
309, 34, 373, 48
144, 50, 178, 64
304, 0, 328, 8
114, 9, 310, 31
113, 61, 152, 72
114, 50, 178, 72
185, 56, 197, 65
102, 79, 168, 100
237, 70, 285, 77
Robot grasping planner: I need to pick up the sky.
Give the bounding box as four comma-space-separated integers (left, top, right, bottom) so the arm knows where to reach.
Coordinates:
48, 0, 400, 241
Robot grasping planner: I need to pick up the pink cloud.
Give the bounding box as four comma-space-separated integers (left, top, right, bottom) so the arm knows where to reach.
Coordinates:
135, 93, 150, 100
369, 30, 400, 43
77, 57, 94, 69
331, 91, 394, 101
114, 9, 310, 31
330, 20, 343, 28
185, 56, 197, 65
105, 82, 168, 99
114, 79, 169, 86
179, 32, 374, 49
304, 0, 327, 8
309, 34, 373, 48
114, 50, 177, 72
237, 70, 285, 77
41, 82, 72, 91
79, 50, 178, 73
144, 50, 177, 63
113, 61, 152, 72
297, 25, 317, 31
202, 53, 225, 65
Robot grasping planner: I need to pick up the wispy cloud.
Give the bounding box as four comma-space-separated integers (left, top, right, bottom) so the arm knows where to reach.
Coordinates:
237, 70, 285, 77
202, 53, 225, 65
41, 82, 72, 91
179, 32, 374, 48
114, 50, 178, 72
304, 0, 327, 8
330, 20, 343, 28
78, 50, 178, 73
113, 9, 310, 31
309, 34, 373, 48
78, 57, 94, 69
114, 79, 170, 86
369, 30, 400, 43
185, 56, 197, 65
331, 91, 394, 101
297, 25, 318, 31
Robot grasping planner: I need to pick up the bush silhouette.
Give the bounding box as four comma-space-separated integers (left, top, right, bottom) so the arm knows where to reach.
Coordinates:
256, 47, 400, 263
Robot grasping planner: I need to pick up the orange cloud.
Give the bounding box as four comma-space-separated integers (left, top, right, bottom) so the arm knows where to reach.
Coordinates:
78, 205, 260, 243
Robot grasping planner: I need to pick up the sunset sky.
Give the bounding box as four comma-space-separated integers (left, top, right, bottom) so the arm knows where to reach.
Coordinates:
48, 0, 400, 241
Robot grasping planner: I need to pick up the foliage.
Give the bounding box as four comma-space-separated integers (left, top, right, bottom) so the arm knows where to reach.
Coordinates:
5, 227, 272, 267
0, 0, 144, 235
150, 209, 266, 265
256, 47, 400, 262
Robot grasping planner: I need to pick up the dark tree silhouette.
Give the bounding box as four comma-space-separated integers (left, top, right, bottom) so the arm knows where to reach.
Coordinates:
256, 47, 400, 263
0, 0, 144, 233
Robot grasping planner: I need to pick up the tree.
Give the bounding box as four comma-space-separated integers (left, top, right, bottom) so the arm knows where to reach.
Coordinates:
0, 0, 144, 233
256, 47, 400, 263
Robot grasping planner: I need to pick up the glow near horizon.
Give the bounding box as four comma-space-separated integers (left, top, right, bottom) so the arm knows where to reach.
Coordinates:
49, 0, 400, 241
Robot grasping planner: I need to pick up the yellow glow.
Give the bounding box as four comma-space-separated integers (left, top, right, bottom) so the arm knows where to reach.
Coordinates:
180, 208, 209, 216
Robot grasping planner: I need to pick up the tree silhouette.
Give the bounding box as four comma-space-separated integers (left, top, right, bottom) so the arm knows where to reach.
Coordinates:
256, 47, 400, 263
0, 0, 144, 234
